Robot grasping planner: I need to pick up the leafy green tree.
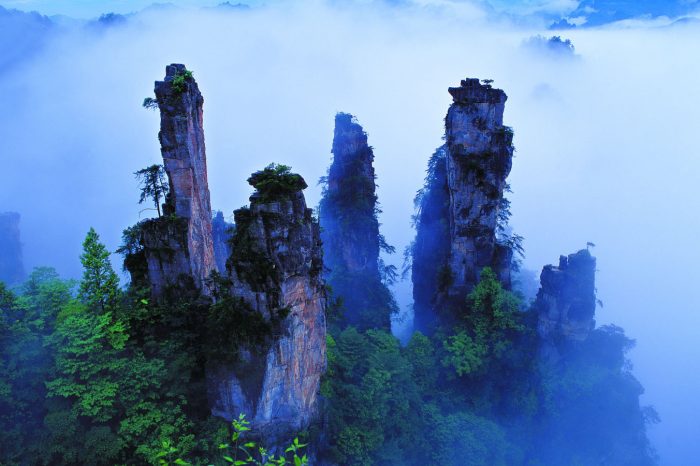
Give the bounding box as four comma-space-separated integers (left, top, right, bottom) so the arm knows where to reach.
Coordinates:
79, 228, 120, 314
0, 270, 75, 465
135, 164, 169, 217
442, 267, 525, 378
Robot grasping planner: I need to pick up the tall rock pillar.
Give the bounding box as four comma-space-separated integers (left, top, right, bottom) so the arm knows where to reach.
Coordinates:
208, 166, 326, 445
412, 79, 515, 332
154, 63, 215, 293
445, 78, 514, 299
319, 113, 395, 330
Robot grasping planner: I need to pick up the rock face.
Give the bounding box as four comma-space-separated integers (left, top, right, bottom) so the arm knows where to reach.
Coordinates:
319, 113, 395, 330
445, 78, 513, 297
322, 113, 380, 277
212, 211, 233, 274
208, 168, 326, 444
411, 148, 451, 332
412, 79, 514, 332
535, 249, 597, 342
128, 64, 216, 297
0, 212, 25, 285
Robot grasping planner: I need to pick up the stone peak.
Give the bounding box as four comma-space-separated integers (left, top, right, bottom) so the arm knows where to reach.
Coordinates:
554, 248, 595, 271
164, 63, 188, 78
448, 78, 507, 105
335, 112, 360, 127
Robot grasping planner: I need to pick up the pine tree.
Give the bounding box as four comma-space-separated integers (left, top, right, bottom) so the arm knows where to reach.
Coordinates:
79, 228, 120, 314
135, 164, 169, 217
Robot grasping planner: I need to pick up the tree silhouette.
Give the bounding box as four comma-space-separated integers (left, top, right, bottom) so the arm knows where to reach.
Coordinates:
79, 228, 120, 314
135, 164, 169, 217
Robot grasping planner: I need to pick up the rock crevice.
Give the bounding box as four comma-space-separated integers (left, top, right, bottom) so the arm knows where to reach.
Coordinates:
127, 64, 216, 297
208, 169, 326, 444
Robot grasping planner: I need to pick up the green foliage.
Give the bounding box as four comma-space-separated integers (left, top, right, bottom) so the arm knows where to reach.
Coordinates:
135, 164, 169, 217
324, 270, 397, 332
247, 164, 307, 202
227, 209, 277, 290
0, 269, 74, 464
46, 302, 131, 422
159, 414, 309, 466
535, 325, 658, 465
205, 272, 272, 364
441, 268, 526, 377
143, 96, 159, 110
79, 228, 120, 314
171, 69, 194, 95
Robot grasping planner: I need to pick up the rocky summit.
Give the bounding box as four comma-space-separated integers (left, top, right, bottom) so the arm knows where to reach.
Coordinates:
208, 166, 326, 445
319, 113, 396, 330
127, 64, 216, 298
444, 78, 514, 298
412, 78, 515, 332
536, 248, 597, 343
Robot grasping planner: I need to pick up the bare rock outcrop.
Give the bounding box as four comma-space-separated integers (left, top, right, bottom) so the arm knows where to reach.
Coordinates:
319, 113, 395, 330
321, 113, 380, 277
212, 210, 233, 274
0, 212, 25, 285
412, 79, 515, 332
535, 249, 597, 343
207, 166, 326, 445
444, 78, 514, 298
126, 64, 216, 297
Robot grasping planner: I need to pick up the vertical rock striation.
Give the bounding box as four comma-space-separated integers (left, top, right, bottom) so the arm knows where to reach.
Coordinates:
445, 78, 514, 297
126, 64, 216, 297
412, 79, 515, 332
535, 249, 597, 343
0, 212, 25, 285
322, 113, 380, 276
319, 113, 395, 330
212, 211, 233, 275
208, 167, 326, 445
411, 147, 451, 332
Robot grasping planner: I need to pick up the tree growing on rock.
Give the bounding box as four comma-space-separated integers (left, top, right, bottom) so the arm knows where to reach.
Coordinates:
135, 164, 169, 217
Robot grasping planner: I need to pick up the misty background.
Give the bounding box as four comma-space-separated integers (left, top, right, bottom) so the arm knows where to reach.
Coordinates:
1, 1, 699, 464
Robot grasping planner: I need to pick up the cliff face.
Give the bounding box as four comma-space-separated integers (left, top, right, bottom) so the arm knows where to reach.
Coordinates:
445, 78, 513, 297
535, 249, 597, 343
411, 148, 451, 332
0, 212, 25, 285
412, 79, 514, 332
319, 113, 395, 330
322, 113, 380, 276
128, 64, 216, 297
208, 167, 326, 443
212, 211, 233, 274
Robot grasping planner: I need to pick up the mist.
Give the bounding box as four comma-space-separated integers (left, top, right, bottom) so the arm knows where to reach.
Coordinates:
1, 1, 699, 464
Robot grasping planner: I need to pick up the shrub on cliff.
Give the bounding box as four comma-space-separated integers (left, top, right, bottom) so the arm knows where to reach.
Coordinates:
247, 164, 307, 202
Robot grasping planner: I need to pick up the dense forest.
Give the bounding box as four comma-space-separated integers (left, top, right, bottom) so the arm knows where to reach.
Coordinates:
0, 66, 657, 465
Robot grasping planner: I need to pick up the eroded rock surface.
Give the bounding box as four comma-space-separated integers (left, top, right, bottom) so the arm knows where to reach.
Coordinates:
412, 79, 515, 332
445, 78, 514, 298
212, 210, 233, 274
319, 113, 395, 330
535, 249, 597, 342
208, 170, 326, 444
127, 64, 216, 297
321, 113, 380, 276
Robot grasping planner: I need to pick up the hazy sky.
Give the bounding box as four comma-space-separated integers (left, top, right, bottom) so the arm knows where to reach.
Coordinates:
1, 1, 699, 464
